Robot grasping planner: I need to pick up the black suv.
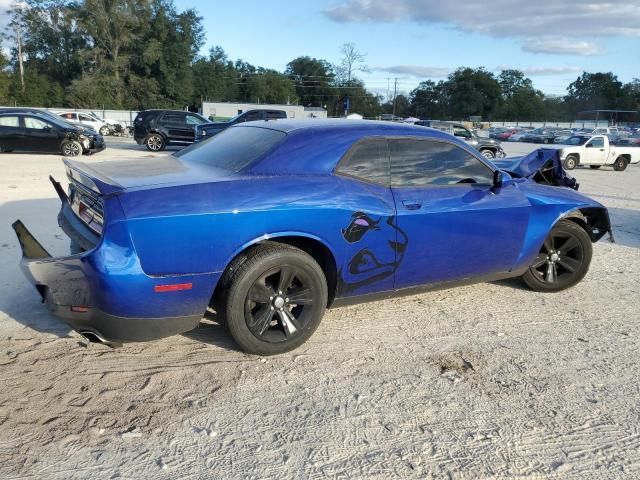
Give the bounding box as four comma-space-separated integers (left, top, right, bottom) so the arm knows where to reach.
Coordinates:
415, 120, 506, 159
194, 109, 287, 142
133, 110, 209, 151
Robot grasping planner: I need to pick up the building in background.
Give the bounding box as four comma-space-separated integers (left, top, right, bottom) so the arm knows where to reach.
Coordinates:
201, 102, 327, 121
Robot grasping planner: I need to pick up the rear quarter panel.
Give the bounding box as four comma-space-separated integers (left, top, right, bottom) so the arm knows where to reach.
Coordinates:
118, 176, 351, 276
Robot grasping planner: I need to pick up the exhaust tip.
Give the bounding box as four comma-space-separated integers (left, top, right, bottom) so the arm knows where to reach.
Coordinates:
78, 331, 122, 348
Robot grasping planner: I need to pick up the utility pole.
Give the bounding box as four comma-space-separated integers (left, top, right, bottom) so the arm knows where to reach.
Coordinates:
392, 78, 398, 117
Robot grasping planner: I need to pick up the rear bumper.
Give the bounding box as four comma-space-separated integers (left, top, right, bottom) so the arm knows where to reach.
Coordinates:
12, 220, 203, 343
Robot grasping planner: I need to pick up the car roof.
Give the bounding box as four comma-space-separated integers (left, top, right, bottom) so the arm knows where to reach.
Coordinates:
239, 120, 487, 175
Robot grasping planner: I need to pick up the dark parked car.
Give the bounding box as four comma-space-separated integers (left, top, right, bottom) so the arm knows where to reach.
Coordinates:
415, 120, 505, 159
195, 109, 287, 142
14, 120, 611, 355
133, 110, 209, 151
0, 111, 105, 156
522, 128, 567, 144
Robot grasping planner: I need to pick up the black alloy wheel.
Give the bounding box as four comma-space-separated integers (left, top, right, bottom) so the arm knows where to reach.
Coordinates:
217, 242, 327, 355
245, 265, 316, 342
521, 220, 592, 292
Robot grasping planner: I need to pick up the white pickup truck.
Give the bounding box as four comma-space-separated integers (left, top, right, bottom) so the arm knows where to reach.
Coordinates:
558, 134, 638, 171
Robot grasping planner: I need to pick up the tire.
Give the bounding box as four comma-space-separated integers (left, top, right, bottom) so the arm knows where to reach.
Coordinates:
61, 140, 82, 157
145, 133, 165, 151
613, 156, 628, 172
563, 155, 578, 170
99, 126, 110, 136
543, 138, 550, 144
589, 165, 601, 169
521, 220, 592, 293
217, 242, 328, 355
480, 149, 495, 159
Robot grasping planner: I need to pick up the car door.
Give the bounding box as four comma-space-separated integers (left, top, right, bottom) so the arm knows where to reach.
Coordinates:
23, 115, 61, 152
334, 138, 398, 296
184, 113, 207, 142
78, 113, 99, 131
582, 136, 605, 164
389, 138, 531, 289
160, 112, 192, 144
0, 115, 24, 150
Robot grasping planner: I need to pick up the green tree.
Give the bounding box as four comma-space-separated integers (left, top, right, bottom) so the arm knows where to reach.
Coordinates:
285, 56, 335, 107
192, 46, 239, 104
498, 69, 533, 99
409, 80, 447, 119
443, 68, 501, 119
565, 72, 626, 115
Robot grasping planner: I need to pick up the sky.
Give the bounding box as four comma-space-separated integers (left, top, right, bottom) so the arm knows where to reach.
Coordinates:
1, 0, 638, 99
174, 0, 639, 99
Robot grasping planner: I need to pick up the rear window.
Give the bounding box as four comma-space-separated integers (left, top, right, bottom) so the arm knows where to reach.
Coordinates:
174, 126, 286, 172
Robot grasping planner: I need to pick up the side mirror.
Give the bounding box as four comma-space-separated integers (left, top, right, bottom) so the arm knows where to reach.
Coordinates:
493, 170, 503, 188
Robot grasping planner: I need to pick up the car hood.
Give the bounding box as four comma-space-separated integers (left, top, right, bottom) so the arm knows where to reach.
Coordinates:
493, 148, 579, 190
64, 156, 233, 194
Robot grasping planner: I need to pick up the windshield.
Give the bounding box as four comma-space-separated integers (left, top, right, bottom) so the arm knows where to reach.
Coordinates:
564, 136, 589, 145
174, 126, 286, 172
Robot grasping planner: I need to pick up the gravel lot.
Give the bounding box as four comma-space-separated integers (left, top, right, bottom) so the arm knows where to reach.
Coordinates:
0, 138, 639, 479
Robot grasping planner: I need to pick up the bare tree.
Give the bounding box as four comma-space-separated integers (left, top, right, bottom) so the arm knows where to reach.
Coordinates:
337, 42, 368, 85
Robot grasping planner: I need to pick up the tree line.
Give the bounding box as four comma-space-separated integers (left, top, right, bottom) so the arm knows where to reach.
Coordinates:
1, 0, 639, 121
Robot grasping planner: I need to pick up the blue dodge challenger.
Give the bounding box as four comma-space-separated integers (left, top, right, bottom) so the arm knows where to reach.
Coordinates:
13, 120, 612, 355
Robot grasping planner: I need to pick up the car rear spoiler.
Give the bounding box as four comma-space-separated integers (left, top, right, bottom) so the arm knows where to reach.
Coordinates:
63, 158, 124, 196
12, 220, 51, 260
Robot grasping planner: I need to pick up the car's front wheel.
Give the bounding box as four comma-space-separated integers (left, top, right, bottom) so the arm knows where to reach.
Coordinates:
521, 220, 592, 292
563, 155, 578, 170
61, 140, 82, 157
217, 242, 328, 355
480, 149, 495, 159
613, 156, 628, 172
99, 126, 110, 136
145, 133, 165, 151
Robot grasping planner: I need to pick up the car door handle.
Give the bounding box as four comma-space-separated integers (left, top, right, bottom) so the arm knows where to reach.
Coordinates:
402, 200, 422, 210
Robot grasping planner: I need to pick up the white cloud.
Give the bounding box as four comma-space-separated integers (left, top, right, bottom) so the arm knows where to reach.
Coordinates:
374, 65, 450, 78
497, 65, 584, 76
522, 38, 602, 56
324, 0, 640, 56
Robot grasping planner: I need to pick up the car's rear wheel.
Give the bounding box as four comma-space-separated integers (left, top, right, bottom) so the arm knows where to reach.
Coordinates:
543, 138, 550, 144
613, 156, 628, 172
563, 155, 578, 170
217, 243, 328, 355
61, 140, 82, 157
480, 149, 495, 159
589, 165, 601, 169
521, 220, 592, 292
145, 133, 165, 151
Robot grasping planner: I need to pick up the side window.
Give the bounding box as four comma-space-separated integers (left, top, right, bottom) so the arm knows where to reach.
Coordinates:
266, 111, 285, 120
453, 126, 472, 139
78, 114, 93, 122
390, 139, 493, 187
186, 114, 205, 125
162, 113, 187, 125
337, 138, 389, 185
0, 116, 19, 127
61, 113, 76, 120
243, 111, 262, 122
587, 137, 604, 148
24, 117, 51, 129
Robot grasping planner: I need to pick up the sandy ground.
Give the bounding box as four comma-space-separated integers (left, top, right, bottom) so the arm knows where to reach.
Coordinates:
0, 138, 639, 479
